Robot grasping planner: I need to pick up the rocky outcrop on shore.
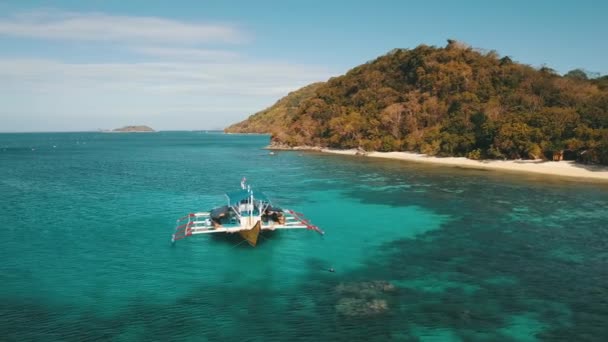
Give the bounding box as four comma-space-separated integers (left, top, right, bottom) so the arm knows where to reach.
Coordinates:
265, 142, 323, 151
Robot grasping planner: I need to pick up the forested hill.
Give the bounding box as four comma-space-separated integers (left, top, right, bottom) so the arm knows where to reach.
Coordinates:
225, 40, 608, 164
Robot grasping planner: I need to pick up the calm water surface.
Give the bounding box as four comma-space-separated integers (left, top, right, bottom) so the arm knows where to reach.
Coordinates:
1, 132, 607, 341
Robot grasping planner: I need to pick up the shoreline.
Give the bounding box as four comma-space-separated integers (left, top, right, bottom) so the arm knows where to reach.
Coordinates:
268, 145, 608, 182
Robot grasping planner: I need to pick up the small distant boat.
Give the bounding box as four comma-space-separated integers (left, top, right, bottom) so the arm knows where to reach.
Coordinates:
171, 179, 324, 246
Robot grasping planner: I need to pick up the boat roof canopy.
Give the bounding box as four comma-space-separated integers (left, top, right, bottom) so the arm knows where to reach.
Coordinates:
225, 189, 269, 205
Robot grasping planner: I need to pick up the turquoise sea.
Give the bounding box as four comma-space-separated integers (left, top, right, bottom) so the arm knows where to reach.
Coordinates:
1, 132, 608, 341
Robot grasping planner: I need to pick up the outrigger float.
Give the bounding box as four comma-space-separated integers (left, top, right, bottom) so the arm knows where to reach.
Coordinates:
172, 179, 324, 247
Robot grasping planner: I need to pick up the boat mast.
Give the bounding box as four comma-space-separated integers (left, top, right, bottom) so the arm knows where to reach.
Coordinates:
248, 185, 253, 225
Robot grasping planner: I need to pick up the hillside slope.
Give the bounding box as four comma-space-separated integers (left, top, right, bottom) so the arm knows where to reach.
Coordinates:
225, 82, 323, 136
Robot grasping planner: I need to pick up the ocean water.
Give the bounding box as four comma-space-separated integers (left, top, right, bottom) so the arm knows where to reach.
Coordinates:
1, 132, 608, 341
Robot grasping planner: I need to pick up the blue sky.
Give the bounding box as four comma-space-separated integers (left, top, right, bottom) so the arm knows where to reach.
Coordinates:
1, 0, 606, 132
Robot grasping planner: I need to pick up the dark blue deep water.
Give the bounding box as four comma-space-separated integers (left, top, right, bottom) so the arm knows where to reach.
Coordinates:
1, 132, 608, 341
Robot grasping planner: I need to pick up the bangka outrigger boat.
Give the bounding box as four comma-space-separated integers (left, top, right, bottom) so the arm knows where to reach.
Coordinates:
171, 179, 324, 247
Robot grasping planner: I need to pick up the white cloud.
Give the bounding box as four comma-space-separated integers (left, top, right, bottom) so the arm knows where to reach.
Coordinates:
0, 10, 246, 44
0, 58, 333, 131
0, 58, 330, 96
0, 9, 337, 131
132, 47, 240, 61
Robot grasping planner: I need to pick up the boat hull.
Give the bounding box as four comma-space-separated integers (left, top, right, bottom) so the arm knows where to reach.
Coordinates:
238, 220, 261, 247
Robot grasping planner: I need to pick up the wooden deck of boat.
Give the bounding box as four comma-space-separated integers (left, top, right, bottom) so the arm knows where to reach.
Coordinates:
190, 223, 308, 234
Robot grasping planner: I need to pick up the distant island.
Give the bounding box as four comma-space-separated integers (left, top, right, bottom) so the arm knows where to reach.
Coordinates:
226, 40, 608, 166
111, 125, 155, 132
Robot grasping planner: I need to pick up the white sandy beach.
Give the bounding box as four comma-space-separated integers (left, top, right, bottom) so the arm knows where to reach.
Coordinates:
270, 146, 608, 181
